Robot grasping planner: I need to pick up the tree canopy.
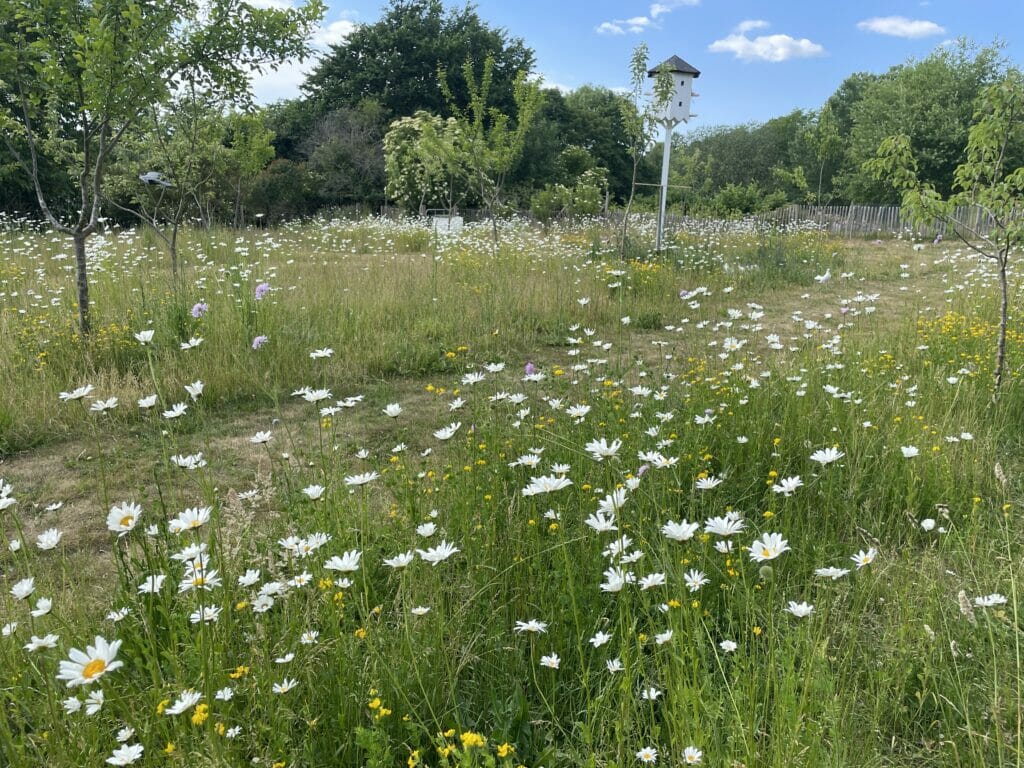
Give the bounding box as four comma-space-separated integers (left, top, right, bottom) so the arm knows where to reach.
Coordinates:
302, 0, 534, 121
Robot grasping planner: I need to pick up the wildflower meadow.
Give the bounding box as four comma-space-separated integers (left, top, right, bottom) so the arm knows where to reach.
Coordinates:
1, 215, 1022, 767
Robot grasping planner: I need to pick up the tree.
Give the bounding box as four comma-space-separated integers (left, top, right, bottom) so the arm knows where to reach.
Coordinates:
619, 44, 674, 257
866, 72, 1024, 391
105, 88, 230, 274
0, 0, 323, 334
809, 105, 842, 204
305, 100, 388, 208
303, 0, 534, 121
226, 112, 277, 228
563, 86, 634, 202
440, 56, 543, 241
839, 40, 1007, 202
384, 111, 469, 215
247, 159, 317, 222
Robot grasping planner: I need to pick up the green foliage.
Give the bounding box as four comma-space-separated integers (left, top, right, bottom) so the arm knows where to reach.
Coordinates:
0, 0, 323, 331
439, 56, 543, 236
303, 0, 534, 121
384, 111, 470, 215
839, 40, 1009, 202
306, 100, 388, 207
866, 70, 1024, 388
247, 159, 318, 221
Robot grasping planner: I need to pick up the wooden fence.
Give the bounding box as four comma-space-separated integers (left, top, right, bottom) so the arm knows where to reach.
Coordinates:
761, 203, 998, 239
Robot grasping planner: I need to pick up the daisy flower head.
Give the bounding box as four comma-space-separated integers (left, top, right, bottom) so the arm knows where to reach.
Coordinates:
682, 746, 703, 764
273, 678, 298, 694
324, 550, 362, 573
748, 532, 790, 563
636, 746, 658, 764
589, 631, 612, 648
851, 548, 877, 568
57, 636, 123, 687
514, 619, 548, 634
24, 633, 59, 652
383, 551, 414, 568
30, 597, 53, 617
59, 384, 94, 402
815, 566, 850, 580
771, 475, 803, 496
684, 569, 709, 592
810, 447, 845, 465
35, 528, 63, 550
434, 421, 462, 440
302, 484, 326, 501
695, 475, 723, 490
107, 501, 142, 536
106, 743, 144, 766
662, 519, 699, 541
521, 474, 573, 497
344, 471, 379, 487
168, 506, 212, 534
785, 601, 814, 618
704, 515, 745, 537
11, 577, 35, 600
585, 437, 622, 461
539, 653, 560, 669
164, 689, 203, 715
974, 593, 1008, 607
416, 540, 460, 566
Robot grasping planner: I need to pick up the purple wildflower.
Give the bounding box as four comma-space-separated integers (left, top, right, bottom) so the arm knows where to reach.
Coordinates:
524, 362, 536, 376
252, 335, 269, 350
255, 282, 271, 301
190, 302, 209, 319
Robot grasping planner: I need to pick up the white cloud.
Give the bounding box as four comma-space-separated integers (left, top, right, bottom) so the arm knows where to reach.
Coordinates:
250, 59, 315, 104
735, 19, 770, 34
249, 12, 360, 104
313, 19, 357, 47
246, 0, 296, 8
596, 21, 625, 35
599, 0, 696, 34
595, 16, 652, 35
856, 16, 945, 38
650, 0, 699, 18
709, 27, 826, 63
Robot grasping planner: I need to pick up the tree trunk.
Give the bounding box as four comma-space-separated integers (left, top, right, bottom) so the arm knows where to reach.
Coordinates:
73, 231, 91, 336
233, 179, 243, 228
995, 251, 1009, 391
619, 161, 639, 259
170, 224, 180, 280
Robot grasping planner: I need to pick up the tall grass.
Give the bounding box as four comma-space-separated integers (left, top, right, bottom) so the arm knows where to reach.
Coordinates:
0, 217, 1021, 767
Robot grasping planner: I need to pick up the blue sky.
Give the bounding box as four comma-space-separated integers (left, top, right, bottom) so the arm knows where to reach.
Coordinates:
252, 0, 1024, 135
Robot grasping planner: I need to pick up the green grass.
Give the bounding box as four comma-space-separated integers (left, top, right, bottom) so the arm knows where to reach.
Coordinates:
0, 217, 1022, 768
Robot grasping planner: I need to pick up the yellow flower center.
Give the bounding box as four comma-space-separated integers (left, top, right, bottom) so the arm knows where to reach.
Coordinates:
762, 548, 771, 558
82, 659, 106, 679
120, 515, 134, 528
192, 577, 206, 587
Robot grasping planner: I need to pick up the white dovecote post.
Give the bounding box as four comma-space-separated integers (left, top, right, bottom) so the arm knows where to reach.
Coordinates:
648, 55, 699, 253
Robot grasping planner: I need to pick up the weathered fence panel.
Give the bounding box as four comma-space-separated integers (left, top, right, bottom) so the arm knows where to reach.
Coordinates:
758, 203, 997, 239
